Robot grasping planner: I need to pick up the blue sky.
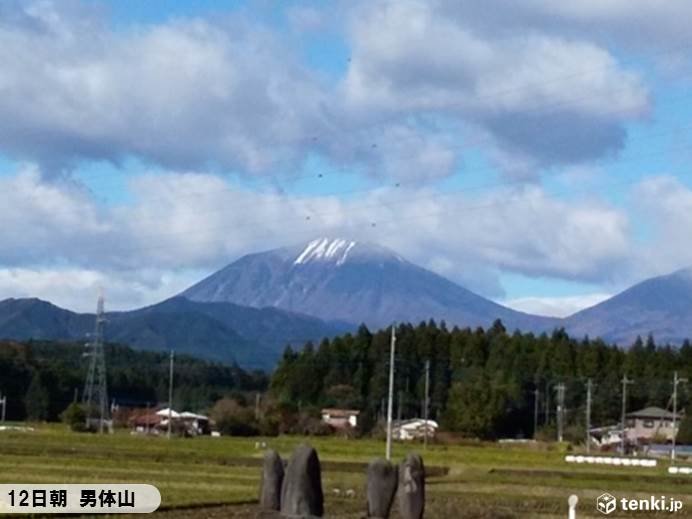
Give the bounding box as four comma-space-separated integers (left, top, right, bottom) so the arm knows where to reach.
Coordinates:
2, 0, 692, 315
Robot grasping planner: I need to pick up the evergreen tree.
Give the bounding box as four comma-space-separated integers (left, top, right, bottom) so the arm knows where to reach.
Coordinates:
443, 371, 507, 439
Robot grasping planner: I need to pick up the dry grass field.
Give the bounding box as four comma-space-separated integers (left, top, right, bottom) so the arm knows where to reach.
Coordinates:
1, 424, 692, 517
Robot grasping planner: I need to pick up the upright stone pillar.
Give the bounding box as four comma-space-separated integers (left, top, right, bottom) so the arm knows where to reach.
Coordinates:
280, 444, 324, 517
366, 458, 398, 518
259, 449, 284, 511
397, 453, 425, 519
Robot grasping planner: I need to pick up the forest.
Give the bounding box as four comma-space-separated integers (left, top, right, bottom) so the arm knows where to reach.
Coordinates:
270, 320, 692, 439
4, 320, 692, 441
0, 340, 267, 421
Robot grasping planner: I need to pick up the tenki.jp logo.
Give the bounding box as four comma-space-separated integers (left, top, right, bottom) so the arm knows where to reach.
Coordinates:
596, 493, 683, 515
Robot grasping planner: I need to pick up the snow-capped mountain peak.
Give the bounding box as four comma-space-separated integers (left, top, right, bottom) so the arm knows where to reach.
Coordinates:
180, 237, 557, 331
294, 238, 356, 266
292, 237, 405, 266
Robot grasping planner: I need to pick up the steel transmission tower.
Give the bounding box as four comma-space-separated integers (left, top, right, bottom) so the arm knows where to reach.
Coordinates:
83, 294, 110, 433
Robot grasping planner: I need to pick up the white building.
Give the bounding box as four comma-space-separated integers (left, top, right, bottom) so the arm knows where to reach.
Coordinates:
626, 407, 680, 443
392, 419, 438, 441
321, 408, 359, 429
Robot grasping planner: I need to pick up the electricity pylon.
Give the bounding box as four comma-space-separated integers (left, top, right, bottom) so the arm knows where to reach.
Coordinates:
82, 293, 110, 433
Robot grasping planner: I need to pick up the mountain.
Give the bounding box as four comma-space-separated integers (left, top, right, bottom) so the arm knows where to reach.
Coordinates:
0, 297, 94, 338
7, 239, 692, 363
0, 297, 350, 368
181, 237, 559, 333
563, 268, 692, 345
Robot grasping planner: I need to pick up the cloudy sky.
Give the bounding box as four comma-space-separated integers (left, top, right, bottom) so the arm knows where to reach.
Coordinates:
2, 0, 692, 316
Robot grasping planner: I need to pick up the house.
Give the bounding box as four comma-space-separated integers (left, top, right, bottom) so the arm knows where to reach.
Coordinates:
321, 408, 359, 429
392, 419, 438, 441
130, 413, 162, 434
131, 408, 212, 436
625, 407, 681, 443
588, 407, 683, 451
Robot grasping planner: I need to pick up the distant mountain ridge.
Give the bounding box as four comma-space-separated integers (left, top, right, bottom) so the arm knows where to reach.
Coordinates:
563, 267, 692, 345
0, 296, 350, 368
181, 237, 560, 333
4, 238, 692, 369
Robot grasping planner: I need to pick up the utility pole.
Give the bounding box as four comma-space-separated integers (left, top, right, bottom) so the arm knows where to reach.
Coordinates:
424, 360, 430, 450
621, 375, 633, 455
672, 371, 688, 462
0, 394, 6, 422
544, 381, 550, 425
255, 392, 261, 420
533, 388, 540, 439
167, 350, 174, 440
556, 384, 566, 442
586, 379, 592, 454
385, 324, 396, 461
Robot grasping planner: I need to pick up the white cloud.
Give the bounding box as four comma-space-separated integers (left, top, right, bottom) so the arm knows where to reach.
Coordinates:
0, 2, 329, 175
342, 0, 650, 176
0, 0, 658, 182
286, 6, 326, 32
435, 1, 692, 54
0, 165, 634, 305
501, 293, 612, 318
0, 165, 110, 265
629, 176, 692, 277
0, 267, 199, 312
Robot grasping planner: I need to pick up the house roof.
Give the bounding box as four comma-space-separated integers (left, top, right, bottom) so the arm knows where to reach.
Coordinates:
393, 419, 439, 429
155, 408, 181, 418
180, 412, 208, 420
626, 406, 677, 419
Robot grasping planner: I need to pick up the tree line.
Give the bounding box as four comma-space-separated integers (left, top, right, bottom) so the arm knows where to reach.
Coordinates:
0, 340, 268, 421
5, 322, 692, 441
269, 320, 692, 439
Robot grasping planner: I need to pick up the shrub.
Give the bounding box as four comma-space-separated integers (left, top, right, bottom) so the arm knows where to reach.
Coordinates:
210, 398, 259, 437
60, 403, 87, 432
257, 414, 280, 436
534, 424, 557, 443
